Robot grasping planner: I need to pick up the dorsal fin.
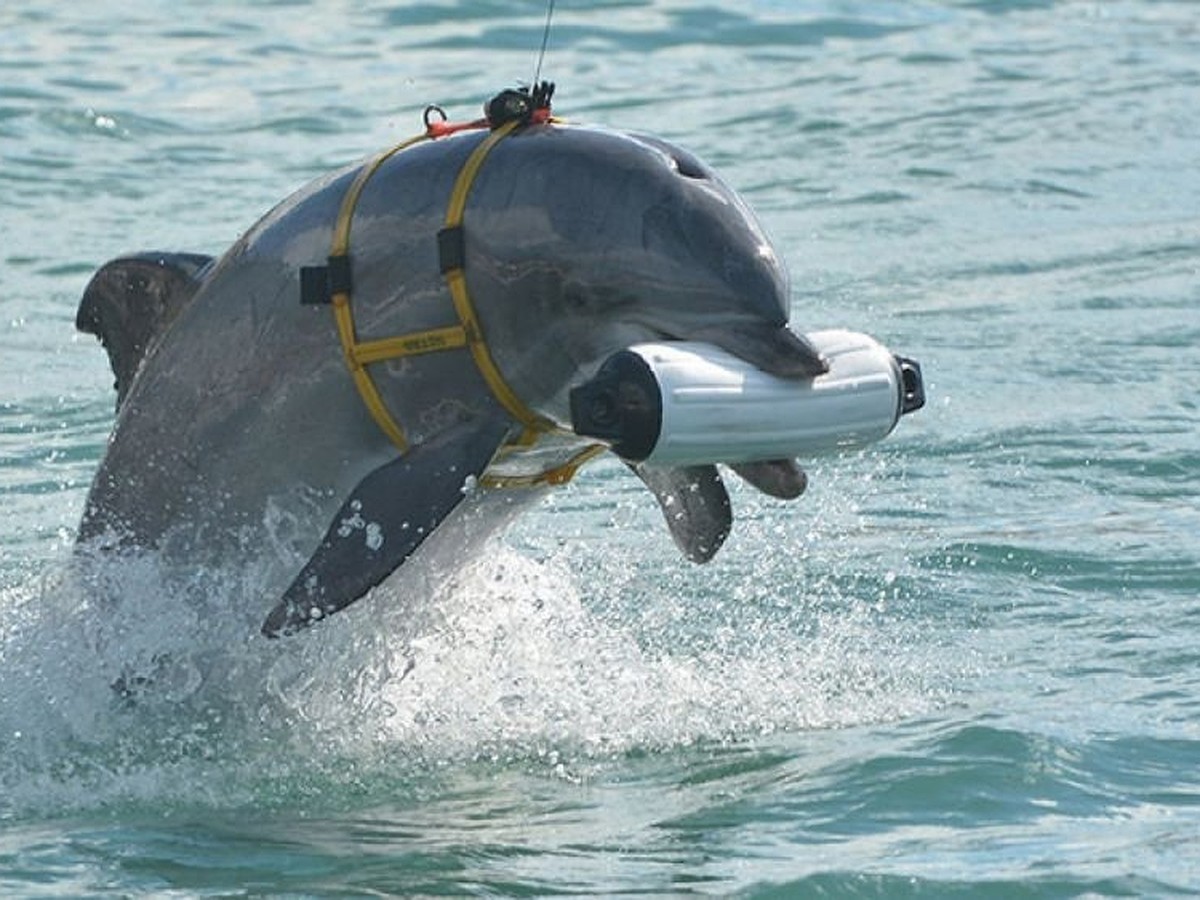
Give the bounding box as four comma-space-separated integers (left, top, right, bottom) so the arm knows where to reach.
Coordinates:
77, 252, 214, 407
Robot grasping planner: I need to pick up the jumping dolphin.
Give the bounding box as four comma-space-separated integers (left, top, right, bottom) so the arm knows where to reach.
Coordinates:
77, 118, 827, 637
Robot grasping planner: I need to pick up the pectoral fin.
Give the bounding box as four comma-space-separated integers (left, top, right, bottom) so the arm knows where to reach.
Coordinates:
261, 418, 509, 638
730, 459, 808, 500
632, 463, 731, 563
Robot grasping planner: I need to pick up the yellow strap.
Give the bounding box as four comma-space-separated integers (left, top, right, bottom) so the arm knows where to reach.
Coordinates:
331, 292, 407, 450
324, 118, 605, 487
481, 444, 607, 488
332, 134, 429, 257
328, 134, 432, 452
351, 325, 468, 365
441, 121, 557, 435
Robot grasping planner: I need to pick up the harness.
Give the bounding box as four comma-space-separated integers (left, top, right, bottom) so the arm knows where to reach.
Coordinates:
301, 84, 605, 488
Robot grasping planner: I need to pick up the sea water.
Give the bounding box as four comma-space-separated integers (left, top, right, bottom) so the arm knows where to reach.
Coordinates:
2, 1, 1199, 895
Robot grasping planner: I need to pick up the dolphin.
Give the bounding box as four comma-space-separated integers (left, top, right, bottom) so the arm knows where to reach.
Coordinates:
76, 121, 826, 638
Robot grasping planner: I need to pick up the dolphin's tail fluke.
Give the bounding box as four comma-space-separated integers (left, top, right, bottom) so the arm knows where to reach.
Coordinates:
77, 252, 215, 408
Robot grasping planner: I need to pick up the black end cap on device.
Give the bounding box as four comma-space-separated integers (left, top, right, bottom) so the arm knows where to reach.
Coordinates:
896, 356, 925, 415
569, 350, 663, 463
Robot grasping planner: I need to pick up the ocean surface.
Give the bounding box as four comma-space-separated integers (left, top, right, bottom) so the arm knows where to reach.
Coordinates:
3, 0, 1199, 895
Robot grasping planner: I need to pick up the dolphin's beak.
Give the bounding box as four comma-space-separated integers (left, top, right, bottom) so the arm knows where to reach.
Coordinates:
690, 322, 829, 379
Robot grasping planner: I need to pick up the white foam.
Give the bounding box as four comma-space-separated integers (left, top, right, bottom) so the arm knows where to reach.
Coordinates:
0, 496, 950, 815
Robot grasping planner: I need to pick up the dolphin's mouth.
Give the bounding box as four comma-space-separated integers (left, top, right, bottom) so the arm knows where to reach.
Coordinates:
681, 322, 829, 380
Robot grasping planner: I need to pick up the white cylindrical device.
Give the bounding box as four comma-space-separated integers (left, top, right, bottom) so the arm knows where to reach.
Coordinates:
569, 330, 924, 466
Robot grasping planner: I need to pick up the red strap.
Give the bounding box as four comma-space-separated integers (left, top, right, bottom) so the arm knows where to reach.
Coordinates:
425, 117, 489, 139
425, 108, 552, 140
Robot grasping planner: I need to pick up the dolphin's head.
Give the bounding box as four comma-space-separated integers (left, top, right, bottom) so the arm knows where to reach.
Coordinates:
463, 125, 827, 416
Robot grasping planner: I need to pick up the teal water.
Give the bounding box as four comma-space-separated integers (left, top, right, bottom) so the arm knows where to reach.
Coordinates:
3, 1, 1200, 895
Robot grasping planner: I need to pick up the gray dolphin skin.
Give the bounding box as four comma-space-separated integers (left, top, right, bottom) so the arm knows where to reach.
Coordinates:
77, 121, 827, 637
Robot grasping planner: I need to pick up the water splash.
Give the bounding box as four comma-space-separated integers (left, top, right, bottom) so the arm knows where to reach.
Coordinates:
0, 484, 949, 819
